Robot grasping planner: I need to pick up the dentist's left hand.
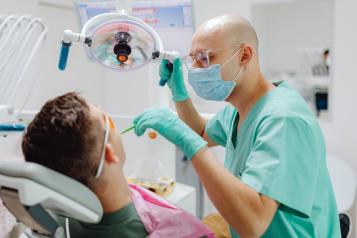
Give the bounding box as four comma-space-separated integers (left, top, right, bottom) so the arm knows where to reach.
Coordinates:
133, 108, 207, 160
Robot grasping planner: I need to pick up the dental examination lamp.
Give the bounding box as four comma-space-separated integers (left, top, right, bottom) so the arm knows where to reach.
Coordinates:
58, 0, 178, 86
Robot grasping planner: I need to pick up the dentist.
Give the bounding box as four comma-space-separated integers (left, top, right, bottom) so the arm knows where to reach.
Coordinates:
133, 14, 340, 238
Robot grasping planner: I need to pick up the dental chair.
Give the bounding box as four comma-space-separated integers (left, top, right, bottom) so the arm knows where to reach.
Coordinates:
0, 161, 103, 238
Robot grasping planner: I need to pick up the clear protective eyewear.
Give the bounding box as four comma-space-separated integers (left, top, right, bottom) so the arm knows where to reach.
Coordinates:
95, 114, 116, 178
183, 44, 248, 69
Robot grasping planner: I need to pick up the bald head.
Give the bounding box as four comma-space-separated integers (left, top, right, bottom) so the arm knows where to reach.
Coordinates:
192, 14, 258, 52
189, 14, 262, 88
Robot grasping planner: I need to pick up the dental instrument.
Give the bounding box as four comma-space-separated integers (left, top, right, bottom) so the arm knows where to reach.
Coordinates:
120, 124, 135, 135
120, 125, 157, 139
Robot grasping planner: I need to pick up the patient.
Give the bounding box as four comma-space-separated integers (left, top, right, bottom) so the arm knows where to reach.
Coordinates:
22, 92, 214, 238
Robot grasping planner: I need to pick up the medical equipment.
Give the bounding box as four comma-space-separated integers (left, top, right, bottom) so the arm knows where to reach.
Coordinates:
121, 125, 157, 141
0, 15, 47, 125
74, 0, 193, 55
0, 161, 103, 238
58, 0, 178, 82
120, 124, 135, 134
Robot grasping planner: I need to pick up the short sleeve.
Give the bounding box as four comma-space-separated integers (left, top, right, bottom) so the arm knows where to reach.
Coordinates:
241, 116, 320, 217
205, 105, 237, 147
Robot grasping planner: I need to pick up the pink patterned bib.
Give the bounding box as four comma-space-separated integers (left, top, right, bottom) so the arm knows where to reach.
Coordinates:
129, 184, 215, 238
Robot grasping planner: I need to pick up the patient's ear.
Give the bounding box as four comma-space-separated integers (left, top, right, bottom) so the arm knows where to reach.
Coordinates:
105, 144, 120, 164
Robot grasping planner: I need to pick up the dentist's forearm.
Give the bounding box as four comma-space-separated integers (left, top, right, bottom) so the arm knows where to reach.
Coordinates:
191, 147, 278, 238
175, 99, 217, 147
175, 99, 207, 136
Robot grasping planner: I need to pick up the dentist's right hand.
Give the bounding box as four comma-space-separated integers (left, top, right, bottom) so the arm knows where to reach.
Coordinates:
160, 58, 190, 102
133, 107, 207, 160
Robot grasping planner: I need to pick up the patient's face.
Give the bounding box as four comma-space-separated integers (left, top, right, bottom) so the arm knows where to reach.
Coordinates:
90, 104, 126, 167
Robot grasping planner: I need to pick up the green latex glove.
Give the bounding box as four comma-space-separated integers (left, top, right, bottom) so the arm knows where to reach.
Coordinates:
133, 107, 207, 160
160, 58, 190, 102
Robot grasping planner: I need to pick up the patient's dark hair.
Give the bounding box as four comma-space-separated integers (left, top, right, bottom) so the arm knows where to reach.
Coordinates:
22, 92, 101, 186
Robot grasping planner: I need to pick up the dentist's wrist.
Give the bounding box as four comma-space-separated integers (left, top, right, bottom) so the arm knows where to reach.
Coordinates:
180, 134, 208, 160
171, 83, 190, 102
172, 93, 190, 102
190, 146, 209, 162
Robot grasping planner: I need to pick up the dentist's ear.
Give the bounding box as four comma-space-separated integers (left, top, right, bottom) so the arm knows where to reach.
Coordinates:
240, 45, 254, 66
105, 144, 120, 164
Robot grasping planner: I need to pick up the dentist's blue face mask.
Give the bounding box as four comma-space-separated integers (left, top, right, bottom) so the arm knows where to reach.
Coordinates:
188, 47, 243, 101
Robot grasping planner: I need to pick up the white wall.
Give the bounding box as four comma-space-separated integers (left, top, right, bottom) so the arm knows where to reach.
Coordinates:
251, 0, 333, 74
0, 0, 38, 14
320, 0, 357, 170
193, 0, 251, 26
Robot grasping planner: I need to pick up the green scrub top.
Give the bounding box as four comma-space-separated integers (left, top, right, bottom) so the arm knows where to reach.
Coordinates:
206, 81, 341, 238
58, 202, 148, 238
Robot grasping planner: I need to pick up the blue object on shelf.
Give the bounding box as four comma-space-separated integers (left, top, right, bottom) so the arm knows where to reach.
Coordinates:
0, 124, 26, 132
315, 92, 328, 116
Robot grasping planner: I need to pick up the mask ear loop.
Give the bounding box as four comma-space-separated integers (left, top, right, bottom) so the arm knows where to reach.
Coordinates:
221, 47, 243, 84
222, 65, 244, 101
231, 67, 244, 84
221, 46, 242, 68
223, 45, 257, 84
95, 116, 110, 178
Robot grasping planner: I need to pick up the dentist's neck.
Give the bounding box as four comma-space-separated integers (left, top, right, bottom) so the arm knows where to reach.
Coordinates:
227, 72, 274, 121
92, 169, 131, 214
